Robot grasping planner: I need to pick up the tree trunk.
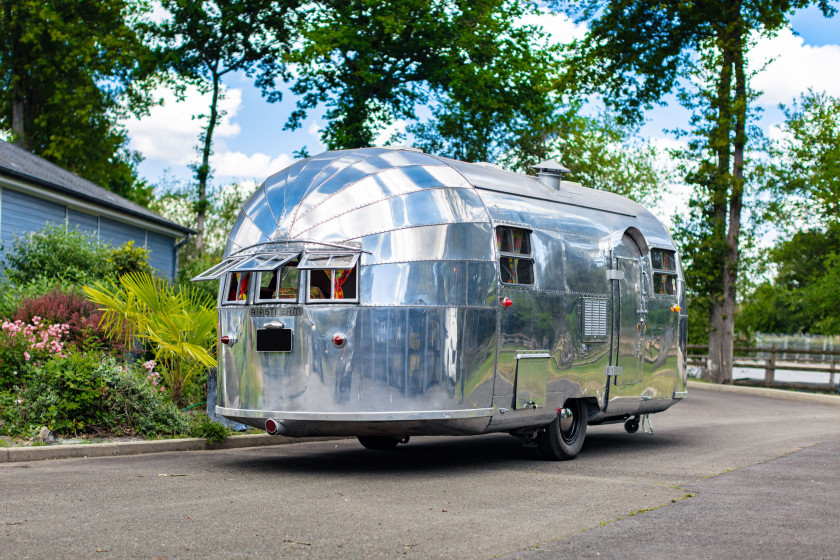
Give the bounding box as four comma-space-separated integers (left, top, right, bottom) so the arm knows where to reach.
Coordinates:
707, 6, 745, 385
194, 73, 221, 255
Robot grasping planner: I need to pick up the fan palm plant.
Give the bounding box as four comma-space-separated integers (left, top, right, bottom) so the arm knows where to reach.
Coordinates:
84, 272, 217, 406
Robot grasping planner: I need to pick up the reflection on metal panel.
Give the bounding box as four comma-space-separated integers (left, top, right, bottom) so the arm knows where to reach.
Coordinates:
289, 165, 470, 236
614, 234, 644, 386
359, 261, 496, 307
297, 188, 489, 242
514, 353, 550, 409
218, 306, 497, 416
359, 223, 494, 264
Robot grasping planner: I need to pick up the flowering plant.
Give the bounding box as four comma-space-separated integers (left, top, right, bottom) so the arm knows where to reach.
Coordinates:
0, 316, 69, 387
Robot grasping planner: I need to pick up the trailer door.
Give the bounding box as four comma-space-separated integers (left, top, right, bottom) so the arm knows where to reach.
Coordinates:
612, 234, 646, 386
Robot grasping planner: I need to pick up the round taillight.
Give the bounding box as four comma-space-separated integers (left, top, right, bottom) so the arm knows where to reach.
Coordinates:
265, 418, 278, 435
220, 335, 230, 345
332, 332, 347, 348
500, 297, 513, 308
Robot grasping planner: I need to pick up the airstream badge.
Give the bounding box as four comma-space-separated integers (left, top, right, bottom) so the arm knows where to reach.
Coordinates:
250, 306, 303, 317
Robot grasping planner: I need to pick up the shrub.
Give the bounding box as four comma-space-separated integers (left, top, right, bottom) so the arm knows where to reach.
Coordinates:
1, 225, 111, 286
11, 288, 115, 352
0, 352, 190, 438
108, 240, 153, 278
0, 225, 156, 291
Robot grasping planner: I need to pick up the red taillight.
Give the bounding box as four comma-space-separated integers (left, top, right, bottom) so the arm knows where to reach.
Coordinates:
265, 418, 278, 435
332, 332, 347, 348
220, 335, 230, 345
500, 297, 513, 308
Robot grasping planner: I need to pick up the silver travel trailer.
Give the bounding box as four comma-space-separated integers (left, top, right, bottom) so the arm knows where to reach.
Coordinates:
194, 147, 687, 460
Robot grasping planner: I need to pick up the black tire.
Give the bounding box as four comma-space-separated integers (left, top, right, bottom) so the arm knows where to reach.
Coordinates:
536, 399, 587, 460
624, 417, 640, 434
357, 436, 400, 450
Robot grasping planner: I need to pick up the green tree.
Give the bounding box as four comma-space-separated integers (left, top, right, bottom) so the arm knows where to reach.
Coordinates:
556, 0, 836, 383
148, 0, 300, 254
286, 0, 561, 165
0, 0, 154, 204
738, 91, 840, 336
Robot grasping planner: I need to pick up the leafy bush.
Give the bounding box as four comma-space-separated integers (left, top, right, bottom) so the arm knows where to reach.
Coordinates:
1, 225, 111, 286
189, 413, 230, 445
10, 288, 115, 352
0, 352, 190, 438
0, 225, 156, 290
108, 240, 153, 278
84, 272, 217, 406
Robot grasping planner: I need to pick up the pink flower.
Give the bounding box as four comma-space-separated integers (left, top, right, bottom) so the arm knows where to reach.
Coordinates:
23, 352, 30, 361
15, 398, 24, 405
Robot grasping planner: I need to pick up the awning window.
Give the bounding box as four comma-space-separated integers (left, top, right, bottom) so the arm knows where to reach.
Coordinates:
192, 252, 298, 281
192, 256, 247, 281
297, 252, 360, 270
230, 253, 297, 272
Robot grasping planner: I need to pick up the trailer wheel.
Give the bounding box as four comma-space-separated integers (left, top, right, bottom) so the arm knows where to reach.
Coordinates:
357, 436, 401, 450
536, 399, 587, 460
624, 416, 640, 433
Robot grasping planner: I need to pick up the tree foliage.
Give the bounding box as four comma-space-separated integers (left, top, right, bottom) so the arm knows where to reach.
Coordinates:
147, 0, 300, 253
0, 0, 154, 204
738, 91, 840, 336
286, 0, 561, 168
556, 0, 836, 382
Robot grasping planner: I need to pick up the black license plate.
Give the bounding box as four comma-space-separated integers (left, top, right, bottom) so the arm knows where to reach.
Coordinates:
256, 329, 293, 352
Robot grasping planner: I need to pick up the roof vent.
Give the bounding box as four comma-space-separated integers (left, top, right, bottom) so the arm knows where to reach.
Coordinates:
532, 159, 571, 190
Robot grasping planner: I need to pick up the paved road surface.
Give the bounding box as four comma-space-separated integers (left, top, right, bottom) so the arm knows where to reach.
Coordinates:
2, 387, 839, 559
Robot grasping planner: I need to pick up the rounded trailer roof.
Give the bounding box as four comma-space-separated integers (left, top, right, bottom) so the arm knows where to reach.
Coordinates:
224, 147, 667, 258
225, 148, 491, 256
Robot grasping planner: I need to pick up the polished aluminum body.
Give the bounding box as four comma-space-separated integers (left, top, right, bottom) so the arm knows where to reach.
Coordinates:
202, 147, 687, 437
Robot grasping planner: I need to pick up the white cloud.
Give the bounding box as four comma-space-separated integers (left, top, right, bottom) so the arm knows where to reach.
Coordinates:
307, 121, 322, 138
126, 83, 241, 165
519, 10, 587, 44
213, 150, 293, 180
126, 82, 293, 182
751, 27, 840, 107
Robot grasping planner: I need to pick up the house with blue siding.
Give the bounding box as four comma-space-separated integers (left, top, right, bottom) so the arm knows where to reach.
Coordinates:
0, 139, 192, 279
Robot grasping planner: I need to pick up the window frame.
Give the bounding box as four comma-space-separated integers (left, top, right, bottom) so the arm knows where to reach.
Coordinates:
254, 258, 302, 304
496, 226, 535, 286
221, 271, 253, 305
299, 251, 361, 304
650, 248, 678, 297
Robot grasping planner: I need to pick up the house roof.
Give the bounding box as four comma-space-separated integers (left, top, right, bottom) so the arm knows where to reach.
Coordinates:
0, 139, 192, 235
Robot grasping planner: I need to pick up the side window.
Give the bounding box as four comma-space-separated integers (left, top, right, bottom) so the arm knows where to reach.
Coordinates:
497, 227, 534, 285
651, 248, 677, 295
256, 260, 300, 302
224, 272, 251, 304
298, 252, 360, 302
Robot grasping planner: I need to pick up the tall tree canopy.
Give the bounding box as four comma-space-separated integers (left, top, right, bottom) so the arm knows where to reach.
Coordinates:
149, 0, 300, 254
0, 0, 153, 204
286, 0, 562, 169
556, 0, 836, 383
738, 91, 840, 336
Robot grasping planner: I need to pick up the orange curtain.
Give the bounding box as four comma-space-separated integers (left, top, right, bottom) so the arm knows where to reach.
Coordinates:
326, 269, 352, 299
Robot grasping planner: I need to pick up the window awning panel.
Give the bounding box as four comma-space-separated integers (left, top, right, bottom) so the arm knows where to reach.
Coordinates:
191, 256, 248, 281
229, 252, 298, 272
297, 252, 360, 270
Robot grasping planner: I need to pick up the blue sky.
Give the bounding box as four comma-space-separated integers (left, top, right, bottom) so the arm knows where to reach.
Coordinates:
126, 6, 840, 206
